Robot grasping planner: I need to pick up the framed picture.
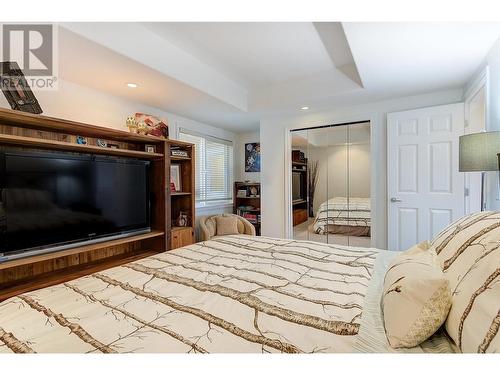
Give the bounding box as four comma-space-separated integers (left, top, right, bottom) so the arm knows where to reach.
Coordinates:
177, 211, 189, 227
145, 144, 156, 153
0, 62, 43, 114
170, 164, 182, 192
245, 142, 261, 172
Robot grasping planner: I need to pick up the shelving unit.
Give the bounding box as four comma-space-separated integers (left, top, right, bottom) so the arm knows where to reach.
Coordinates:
0, 108, 169, 300
234, 181, 261, 236
167, 139, 195, 249
292, 151, 309, 226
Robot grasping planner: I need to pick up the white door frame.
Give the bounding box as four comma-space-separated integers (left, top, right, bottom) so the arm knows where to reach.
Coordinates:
464, 66, 489, 130
464, 66, 489, 211
284, 114, 379, 247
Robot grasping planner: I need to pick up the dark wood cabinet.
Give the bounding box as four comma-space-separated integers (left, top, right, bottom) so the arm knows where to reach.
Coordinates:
234, 182, 261, 235
293, 208, 308, 226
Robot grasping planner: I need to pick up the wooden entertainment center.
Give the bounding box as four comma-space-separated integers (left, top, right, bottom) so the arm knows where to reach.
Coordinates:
0, 108, 195, 301
292, 150, 308, 226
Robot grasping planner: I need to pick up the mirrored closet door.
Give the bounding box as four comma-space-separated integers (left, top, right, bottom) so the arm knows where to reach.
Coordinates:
291, 122, 371, 247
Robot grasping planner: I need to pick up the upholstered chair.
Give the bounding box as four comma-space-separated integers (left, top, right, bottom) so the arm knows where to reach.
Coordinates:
198, 214, 256, 241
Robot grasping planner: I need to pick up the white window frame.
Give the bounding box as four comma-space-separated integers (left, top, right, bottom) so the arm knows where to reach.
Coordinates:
178, 128, 233, 208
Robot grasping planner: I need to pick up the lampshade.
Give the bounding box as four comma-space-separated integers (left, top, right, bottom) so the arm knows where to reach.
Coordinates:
459, 131, 500, 172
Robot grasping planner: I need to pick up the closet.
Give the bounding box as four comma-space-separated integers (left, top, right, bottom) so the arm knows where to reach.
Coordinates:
291, 121, 371, 247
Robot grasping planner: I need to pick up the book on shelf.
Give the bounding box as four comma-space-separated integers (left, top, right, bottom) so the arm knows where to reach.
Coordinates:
241, 212, 260, 224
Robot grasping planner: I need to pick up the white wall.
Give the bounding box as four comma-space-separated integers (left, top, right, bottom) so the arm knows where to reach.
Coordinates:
260, 88, 464, 249
0, 78, 238, 230
233, 131, 261, 182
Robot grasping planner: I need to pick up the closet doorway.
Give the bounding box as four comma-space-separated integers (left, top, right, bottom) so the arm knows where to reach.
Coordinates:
290, 121, 371, 247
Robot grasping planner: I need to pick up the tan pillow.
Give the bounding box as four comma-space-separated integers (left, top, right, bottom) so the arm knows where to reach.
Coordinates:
382, 244, 452, 348
431, 211, 500, 353
215, 216, 240, 236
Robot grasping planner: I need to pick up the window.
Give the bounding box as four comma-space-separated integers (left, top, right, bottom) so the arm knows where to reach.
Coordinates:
179, 129, 233, 205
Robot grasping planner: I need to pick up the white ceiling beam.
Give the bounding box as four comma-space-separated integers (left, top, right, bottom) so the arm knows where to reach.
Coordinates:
60, 22, 248, 112
313, 22, 364, 87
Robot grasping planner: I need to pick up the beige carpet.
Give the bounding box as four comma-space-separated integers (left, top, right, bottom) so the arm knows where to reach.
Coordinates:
293, 218, 372, 248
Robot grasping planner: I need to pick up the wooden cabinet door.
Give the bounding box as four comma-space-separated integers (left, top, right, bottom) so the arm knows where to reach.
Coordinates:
171, 231, 181, 249
171, 227, 194, 249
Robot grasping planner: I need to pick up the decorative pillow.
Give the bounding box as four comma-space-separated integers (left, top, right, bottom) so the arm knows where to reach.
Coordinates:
215, 216, 240, 236
431, 211, 500, 353
381, 243, 452, 348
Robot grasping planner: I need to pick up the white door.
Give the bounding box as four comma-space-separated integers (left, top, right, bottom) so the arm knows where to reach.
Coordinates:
387, 103, 465, 251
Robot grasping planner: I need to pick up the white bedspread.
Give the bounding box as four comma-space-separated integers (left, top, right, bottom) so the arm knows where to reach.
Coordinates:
313, 197, 371, 234
0, 236, 456, 353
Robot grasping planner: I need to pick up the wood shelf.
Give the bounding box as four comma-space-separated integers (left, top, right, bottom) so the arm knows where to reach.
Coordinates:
171, 156, 192, 161
171, 226, 193, 231
171, 192, 192, 196
0, 230, 165, 270
0, 134, 164, 159
0, 108, 165, 143
236, 182, 260, 186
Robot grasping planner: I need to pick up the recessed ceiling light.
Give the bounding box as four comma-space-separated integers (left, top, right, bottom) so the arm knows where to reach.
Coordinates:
126, 83, 138, 88
300, 106, 309, 111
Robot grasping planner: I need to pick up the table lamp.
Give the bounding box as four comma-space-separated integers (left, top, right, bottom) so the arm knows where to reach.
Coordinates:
459, 131, 500, 210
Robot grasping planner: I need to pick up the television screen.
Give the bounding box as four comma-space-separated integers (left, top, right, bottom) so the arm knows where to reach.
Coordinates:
0, 147, 151, 259
292, 171, 303, 201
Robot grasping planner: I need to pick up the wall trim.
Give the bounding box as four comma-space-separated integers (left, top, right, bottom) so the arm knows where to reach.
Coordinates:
464, 65, 490, 130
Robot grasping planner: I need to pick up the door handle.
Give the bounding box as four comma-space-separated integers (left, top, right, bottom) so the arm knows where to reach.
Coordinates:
390, 197, 402, 203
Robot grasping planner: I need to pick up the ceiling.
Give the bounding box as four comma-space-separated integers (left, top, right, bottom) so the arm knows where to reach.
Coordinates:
58, 22, 500, 132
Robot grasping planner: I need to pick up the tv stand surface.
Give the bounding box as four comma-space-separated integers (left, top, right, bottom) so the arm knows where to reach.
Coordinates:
0, 230, 165, 270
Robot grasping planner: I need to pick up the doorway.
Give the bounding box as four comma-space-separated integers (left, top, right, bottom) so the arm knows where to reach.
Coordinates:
290, 122, 371, 247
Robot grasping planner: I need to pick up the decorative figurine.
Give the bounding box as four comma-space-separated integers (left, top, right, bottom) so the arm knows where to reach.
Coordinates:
126, 116, 138, 133
76, 136, 87, 145
97, 139, 107, 148
137, 121, 148, 135
177, 211, 189, 227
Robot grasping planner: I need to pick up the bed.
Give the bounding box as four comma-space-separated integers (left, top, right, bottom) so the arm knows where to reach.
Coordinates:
313, 197, 371, 236
0, 235, 455, 353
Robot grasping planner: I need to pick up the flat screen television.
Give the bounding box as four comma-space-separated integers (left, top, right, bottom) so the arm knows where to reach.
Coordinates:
0, 147, 151, 261
292, 171, 304, 201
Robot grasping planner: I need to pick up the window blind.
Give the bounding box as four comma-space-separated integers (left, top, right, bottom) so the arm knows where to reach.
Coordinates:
179, 129, 233, 204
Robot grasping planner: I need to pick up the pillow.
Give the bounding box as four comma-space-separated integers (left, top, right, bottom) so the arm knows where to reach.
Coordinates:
215, 215, 240, 236
381, 243, 452, 348
431, 211, 500, 353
